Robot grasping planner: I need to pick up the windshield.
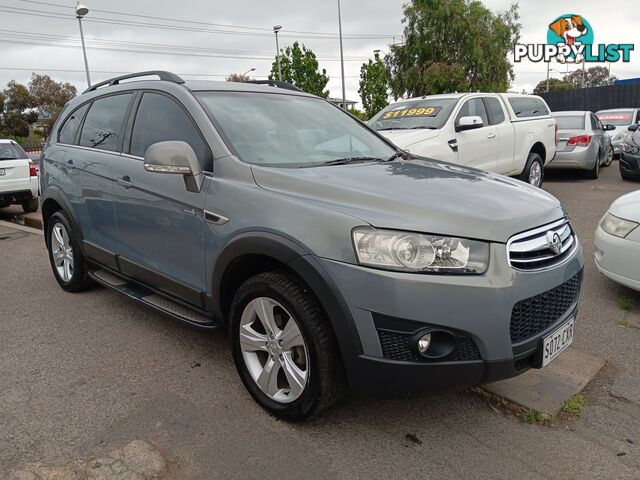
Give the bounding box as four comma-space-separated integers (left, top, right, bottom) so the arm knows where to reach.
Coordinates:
553, 115, 585, 130
0, 143, 28, 160
195, 92, 396, 167
596, 111, 634, 126
368, 98, 458, 131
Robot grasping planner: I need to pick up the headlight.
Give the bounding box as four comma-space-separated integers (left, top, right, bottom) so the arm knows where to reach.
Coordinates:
352, 227, 489, 274
622, 143, 639, 154
600, 212, 639, 238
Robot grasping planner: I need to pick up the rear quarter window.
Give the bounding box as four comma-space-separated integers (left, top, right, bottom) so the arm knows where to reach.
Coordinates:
79, 93, 133, 152
58, 103, 90, 145
508, 97, 549, 118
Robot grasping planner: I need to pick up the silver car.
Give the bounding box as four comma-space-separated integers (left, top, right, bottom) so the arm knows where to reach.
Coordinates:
596, 108, 640, 155
546, 111, 615, 179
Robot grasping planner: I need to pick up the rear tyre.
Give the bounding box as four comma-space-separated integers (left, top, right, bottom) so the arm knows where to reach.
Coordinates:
517, 152, 544, 188
602, 146, 614, 167
587, 153, 600, 179
230, 271, 344, 421
22, 197, 39, 213
46, 211, 93, 292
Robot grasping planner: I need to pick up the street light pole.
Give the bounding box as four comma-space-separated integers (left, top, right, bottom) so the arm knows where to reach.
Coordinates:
242, 67, 256, 77
546, 62, 550, 93
75, 2, 91, 88
273, 25, 282, 81
337, 0, 346, 109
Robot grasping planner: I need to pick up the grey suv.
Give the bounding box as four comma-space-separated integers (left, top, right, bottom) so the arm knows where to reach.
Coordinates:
41, 71, 584, 420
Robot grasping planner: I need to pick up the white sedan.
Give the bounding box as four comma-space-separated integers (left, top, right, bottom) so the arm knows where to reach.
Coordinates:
594, 190, 640, 291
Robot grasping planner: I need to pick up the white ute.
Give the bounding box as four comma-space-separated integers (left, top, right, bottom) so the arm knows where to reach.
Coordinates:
0, 139, 39, 213
369, 93, 557, 187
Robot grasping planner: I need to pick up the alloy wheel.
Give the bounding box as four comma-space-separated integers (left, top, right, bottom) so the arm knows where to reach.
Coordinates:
239, 297, 309, 403
529, 161, 543, 187
51, 222, 74, 282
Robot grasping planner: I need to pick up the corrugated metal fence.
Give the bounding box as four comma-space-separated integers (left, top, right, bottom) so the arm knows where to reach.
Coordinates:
539, 84, 640, 112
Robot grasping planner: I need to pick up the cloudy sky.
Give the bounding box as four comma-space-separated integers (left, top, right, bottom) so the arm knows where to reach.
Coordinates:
1, 0, 639, 105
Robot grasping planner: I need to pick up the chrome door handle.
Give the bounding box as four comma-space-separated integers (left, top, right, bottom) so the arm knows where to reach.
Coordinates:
487, 133, 496, 139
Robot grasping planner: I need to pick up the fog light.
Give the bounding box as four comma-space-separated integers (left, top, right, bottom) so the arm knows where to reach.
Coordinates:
417, 333, 431, 354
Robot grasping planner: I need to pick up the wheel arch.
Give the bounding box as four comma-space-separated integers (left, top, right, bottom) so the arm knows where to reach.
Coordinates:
41, 188, 77, 248
212, 231, 362, 383
529, 142, 546, 164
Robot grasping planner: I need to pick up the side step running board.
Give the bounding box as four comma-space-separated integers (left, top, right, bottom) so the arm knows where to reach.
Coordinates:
89, 269, 217, 329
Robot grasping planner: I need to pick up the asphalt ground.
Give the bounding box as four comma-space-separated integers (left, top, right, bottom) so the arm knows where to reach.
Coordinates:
1, 164, 639, 479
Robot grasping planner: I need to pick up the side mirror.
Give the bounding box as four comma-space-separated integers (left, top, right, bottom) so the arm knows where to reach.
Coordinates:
455, 116, 484, 132
144, 141, 203, 193
604, 124, 616, 131
628, 124, 639, 132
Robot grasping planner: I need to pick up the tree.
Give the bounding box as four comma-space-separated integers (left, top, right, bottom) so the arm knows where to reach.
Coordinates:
0, 80, 35, 137
386, 0, 521, 99
563, 66, 617, 89
358, 52, 389, 118
28, 73, 76, 134
226, 73, 254, 83
269, 42, 329, 98
532, 78, 573, 95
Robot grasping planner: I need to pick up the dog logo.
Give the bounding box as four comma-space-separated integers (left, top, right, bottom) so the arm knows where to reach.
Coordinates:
547, 15, 593, 64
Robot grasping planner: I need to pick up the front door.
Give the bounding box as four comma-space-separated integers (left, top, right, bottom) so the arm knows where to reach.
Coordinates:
111, 92, 214, 307
454, 98, 498, 172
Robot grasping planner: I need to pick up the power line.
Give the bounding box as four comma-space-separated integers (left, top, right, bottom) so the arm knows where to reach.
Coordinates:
13, 0, 401, 38
0, 28, 368, 60
0, 4, 400, 40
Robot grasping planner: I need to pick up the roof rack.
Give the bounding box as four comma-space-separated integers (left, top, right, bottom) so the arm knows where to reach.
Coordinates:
83, 71, 185, 94
249, 80, 302, 92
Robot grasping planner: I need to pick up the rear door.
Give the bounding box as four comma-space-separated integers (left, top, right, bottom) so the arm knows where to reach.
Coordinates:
70, 93, 134, 263
483, 96, 516, 174
111, 91, 212, 307
454, 97, 498, 172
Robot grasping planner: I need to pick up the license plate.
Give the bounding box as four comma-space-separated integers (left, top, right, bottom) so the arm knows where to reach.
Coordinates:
541, 318, 574, 367
0, 168, 5, 176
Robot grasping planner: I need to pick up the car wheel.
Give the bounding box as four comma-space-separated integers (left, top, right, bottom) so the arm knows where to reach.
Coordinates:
518, 152, 544, 188
602, 146, 614, 167
230, 271, 344, 421
46, 211, 93, 292
587, 153, 600, 179
21, 197, 39, 213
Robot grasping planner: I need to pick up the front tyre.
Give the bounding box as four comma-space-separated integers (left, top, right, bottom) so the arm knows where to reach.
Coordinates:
46, 211, 93, 292
230, 271, 344, 421
518, 152, 544, 188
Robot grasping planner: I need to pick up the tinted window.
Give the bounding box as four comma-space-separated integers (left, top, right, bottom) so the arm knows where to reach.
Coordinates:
597, 110, 634, 126
508, 97, 549, 118
58, 103, 89, 145
130, 93, 208, 165
79, 94, 132, 152
368, 98, 459, 131
553, 115, 585, 130
0, 142, 28, 160
484, 97, 505, 124
456, 98, 488, 126
196, 92, 396, 167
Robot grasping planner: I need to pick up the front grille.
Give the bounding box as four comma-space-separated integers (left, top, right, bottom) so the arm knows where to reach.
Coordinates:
377, 329, 481, 362
510, 273, 581, 343
507, 218, 577, 271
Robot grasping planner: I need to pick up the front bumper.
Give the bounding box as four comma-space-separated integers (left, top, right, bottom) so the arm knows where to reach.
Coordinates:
320, 241, 584, 396
620, 152, 640, 179
594, 226, 640, 291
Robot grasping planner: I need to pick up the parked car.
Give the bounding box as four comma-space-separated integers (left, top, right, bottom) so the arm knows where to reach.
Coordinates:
41, 71, 583, 421
596, 108, 640, 155
0, 139, 39, 212
368, 93, 557, 188
620, 124, 640, 180
545, 111, 615, 179
595, 191, 640, 291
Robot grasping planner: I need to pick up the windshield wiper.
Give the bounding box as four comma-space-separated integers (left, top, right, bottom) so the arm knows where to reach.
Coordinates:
387, 151, 405, 161
376, 127, 410, 131
315, 156, 386, 166
411, 126, 437, 130
0, 157, 18, 160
